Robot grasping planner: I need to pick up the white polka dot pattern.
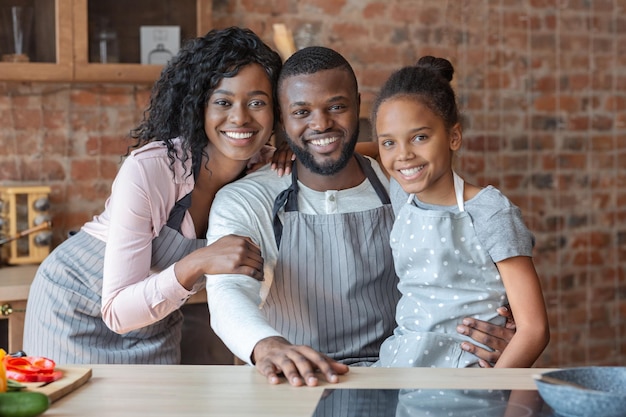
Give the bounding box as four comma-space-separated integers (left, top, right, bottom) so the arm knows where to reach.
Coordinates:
377, 194, 508, 368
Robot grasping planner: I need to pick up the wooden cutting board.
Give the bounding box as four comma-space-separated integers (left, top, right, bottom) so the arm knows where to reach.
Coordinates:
18, 367, 92, 402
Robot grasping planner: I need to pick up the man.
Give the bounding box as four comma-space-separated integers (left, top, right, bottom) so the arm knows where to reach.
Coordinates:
205, 46, 514, 387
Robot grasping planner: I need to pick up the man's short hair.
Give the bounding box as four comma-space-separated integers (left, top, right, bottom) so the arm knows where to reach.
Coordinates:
277, 46, 358, 94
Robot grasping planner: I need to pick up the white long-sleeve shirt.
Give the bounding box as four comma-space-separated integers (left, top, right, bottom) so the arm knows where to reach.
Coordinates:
205, 158, 389, 364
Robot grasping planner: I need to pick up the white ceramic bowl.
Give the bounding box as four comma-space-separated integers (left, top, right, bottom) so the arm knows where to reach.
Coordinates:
534, 367, 626, 417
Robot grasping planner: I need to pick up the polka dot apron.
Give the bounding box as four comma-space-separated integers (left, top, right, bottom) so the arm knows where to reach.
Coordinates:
377, 172, 507, 368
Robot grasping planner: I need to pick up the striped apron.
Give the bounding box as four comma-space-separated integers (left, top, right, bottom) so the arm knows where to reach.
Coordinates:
23, 187, 209, 364
269, 154, 400, 365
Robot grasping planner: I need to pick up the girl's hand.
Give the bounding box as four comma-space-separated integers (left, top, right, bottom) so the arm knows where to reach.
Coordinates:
247, 144, 276, 173
270, 141, 295, 177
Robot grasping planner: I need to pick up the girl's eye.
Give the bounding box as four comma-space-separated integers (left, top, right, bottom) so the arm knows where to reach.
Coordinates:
412, 135, 427, 143
381, 139, 394, 148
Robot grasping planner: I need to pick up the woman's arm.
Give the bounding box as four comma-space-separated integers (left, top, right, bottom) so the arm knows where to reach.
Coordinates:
100, 155, 263, 334
456, 306, 516, 367
100, 156, 183, 333
492, 256, 550, 368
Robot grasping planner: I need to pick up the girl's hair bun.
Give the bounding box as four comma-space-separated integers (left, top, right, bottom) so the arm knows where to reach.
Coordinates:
415, 56, 454, 83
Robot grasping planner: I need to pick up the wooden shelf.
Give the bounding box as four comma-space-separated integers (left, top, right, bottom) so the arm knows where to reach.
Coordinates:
0, 0, 213, 84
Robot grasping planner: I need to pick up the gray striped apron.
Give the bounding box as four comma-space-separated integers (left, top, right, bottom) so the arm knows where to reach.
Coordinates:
23, 185, 205, 364
269, 154, 400, 365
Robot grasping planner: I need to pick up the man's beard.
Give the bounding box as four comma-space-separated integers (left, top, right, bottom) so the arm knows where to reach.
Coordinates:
284, 126, 359, 176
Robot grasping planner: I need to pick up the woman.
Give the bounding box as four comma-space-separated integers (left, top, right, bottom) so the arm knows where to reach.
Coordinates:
23, 27, 283, 364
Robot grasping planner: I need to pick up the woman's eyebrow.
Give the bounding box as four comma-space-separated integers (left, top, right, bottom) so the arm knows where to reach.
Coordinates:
212, 89, 270, 97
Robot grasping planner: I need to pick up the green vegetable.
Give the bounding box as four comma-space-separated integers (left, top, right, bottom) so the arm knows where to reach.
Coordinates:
0, 392, 50, 417
7, 379, 26, 391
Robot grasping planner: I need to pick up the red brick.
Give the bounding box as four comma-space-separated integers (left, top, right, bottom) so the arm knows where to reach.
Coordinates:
85, 136, 100, 156
358, 68, 393, 91
41, 133, 69, 156
71, 159, 101, 181
457, 155, 485, 176
0, 159, 19, 180
12, 108, 43, 130
557, 154, 587, 170
310, 0, 348, 14
567, 74, 591, 90
606, 96, 626, 111
70, 111, 102, 132
568, 116, 590, 130
362, 2, 386, 19
592, 115, 614, 130
41, 86, 71, 110
99, 87, 135, 107
22, 159, 65, 181
11, 94, 41, 109
328, 22, 369, 43
101, 159, 122, 181
101, 136, 129, 157
134, 88, 151, 110
42, 110, 68, 130
534, 95, 582, 112
70, 89, 99, 107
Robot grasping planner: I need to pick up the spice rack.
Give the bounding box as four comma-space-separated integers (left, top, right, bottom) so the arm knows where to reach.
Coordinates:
0, 186, 52, 265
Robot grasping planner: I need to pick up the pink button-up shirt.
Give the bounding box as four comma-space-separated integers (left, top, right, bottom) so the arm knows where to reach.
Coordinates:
83, 139, 201, 334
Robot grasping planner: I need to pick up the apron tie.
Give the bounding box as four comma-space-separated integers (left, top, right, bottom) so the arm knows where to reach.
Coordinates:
271, 164, 299, 248
166, 154, 202, 232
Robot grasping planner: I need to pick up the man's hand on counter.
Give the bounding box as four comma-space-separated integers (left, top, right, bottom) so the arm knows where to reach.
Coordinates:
252, 336, 349, 387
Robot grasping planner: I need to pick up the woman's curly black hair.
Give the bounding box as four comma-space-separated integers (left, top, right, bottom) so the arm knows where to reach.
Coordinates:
128, 26, 283, 178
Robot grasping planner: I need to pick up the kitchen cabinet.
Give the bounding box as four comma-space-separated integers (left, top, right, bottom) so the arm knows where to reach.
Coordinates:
0, 265, 37, 353
0, 0, 72, 81
0, 0, 212, 83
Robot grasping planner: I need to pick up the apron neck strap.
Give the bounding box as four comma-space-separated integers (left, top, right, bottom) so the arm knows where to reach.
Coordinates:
355, 153, 391, 205
453, 171, 465, 212
408, 171, 465, 212
271, 154, 391, 249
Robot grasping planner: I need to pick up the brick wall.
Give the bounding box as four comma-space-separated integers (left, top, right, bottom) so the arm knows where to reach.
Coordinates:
1, 0, 624, 367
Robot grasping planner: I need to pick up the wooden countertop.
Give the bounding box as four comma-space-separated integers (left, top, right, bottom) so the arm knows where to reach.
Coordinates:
47, 365, 553, 416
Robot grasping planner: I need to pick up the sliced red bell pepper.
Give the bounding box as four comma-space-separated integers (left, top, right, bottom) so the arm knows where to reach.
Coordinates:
3, 356, 63, 383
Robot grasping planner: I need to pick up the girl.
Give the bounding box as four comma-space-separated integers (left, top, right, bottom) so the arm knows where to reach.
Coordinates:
372, 56, 549, 368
